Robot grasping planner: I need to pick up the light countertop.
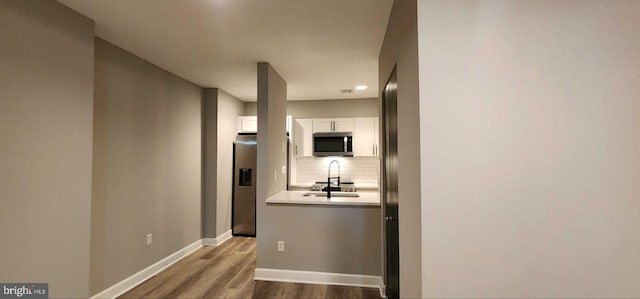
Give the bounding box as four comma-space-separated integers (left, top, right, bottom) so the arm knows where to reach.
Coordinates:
266, 190, 380, 206
290, 182, 380, 190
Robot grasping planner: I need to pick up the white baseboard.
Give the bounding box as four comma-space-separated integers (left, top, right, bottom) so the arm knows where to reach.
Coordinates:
254, 268, 384, 294
202, 229, 232, 246
379, 280, 386, 298
90, 239, 203, 299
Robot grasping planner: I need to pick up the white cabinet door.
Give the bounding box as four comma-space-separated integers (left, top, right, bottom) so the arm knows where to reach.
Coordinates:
294, 118, 313, 157
333, 118, 354, 132
354, 117, 379, 157
312, 118, 333, 133
313, 118, 353, 133
238, 116, 257, 133
286, 115, 292, 135
354, 118, 377, 156
373, 117, 379, 156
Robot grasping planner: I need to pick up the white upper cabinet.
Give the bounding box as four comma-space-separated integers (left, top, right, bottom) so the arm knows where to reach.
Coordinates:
312, 118, 354, 133
237, 116, 257, 133
353, 117, 380, 157
333, 119, 354, 132
237, 115, 291, 134
293, 117, 378, 157
312, 118, 333, 133
294, 118, 313, 157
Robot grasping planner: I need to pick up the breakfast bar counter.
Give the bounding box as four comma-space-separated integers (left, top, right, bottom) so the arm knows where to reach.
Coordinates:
265, 190, 380, 206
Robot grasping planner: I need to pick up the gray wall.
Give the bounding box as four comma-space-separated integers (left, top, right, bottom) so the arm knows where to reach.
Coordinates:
203, 88, 244, 238
255, 61, 287, 268
417, 0, 640, 298
378, 0, 422, 297
91, 38, 202, 295
257, 205, 381, 275
216, 89, 245, 236
202, 89, 218, 238
256, 62, 289, 201
244, 101, 255, 116
244, 98, 379, 118
255, 64, 381, 276
0, 1, 94, 298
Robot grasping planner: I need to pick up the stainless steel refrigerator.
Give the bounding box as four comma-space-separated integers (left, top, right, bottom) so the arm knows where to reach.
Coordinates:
232, 134, 256, 236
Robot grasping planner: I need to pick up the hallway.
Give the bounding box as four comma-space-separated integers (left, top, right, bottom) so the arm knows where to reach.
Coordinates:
119, 237, 380, 298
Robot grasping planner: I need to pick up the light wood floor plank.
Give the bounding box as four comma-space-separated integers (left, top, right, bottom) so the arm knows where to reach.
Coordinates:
118, 237, 380, 299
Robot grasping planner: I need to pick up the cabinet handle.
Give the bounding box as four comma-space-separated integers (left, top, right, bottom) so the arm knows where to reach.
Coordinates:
295, 145, 298, 155
373, 145, 375, 156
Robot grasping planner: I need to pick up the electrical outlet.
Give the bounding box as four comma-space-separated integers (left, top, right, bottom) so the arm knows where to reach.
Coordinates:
277, 241, 285, 252
146, 233, 152, 245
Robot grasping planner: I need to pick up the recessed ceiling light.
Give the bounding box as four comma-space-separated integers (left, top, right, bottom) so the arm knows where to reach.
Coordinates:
355, 85, 368, 90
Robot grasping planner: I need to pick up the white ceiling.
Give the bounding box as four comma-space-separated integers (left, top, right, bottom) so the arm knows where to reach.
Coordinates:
58, 0, 393, 101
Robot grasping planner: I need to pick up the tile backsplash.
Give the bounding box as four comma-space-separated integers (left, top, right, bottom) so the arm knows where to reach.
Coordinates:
295, 157, 380, 185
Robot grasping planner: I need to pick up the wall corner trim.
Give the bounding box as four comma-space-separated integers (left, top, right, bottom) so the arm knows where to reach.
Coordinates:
90, 239, 203, 299
202, 230, 233, 246
254, 268, 383, 294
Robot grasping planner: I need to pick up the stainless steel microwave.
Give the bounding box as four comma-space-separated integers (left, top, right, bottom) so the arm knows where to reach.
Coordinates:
313, 132, 353, 157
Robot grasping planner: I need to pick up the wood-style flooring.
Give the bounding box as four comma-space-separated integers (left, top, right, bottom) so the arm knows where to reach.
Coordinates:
118, 237, 381, 299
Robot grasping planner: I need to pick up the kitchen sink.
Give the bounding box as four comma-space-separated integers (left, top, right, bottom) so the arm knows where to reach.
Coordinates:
302, 192, 360, 198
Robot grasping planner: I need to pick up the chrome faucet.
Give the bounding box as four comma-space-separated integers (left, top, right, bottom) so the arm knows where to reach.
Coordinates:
327, 160, 340, 199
